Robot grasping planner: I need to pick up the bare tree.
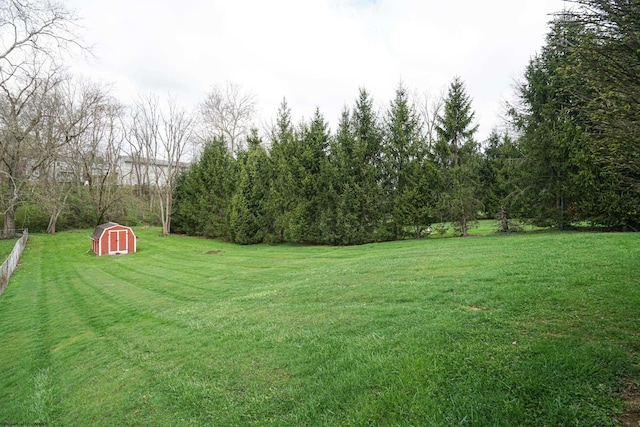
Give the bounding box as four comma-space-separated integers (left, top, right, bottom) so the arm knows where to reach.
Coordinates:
130, 94, 193, 235
0, 0, 83, 84
0, 0, 81, 54
0, 62, 65, 236
0, 0, 82, 237
27, 78, 122, 232
198, 81, 256, 155
123, 96, 156, 198
157, 100, 192, 235
60, 80, 113, 189
85, 101, 123, 226
30, 79, 73, 234
414, 89, 445, 150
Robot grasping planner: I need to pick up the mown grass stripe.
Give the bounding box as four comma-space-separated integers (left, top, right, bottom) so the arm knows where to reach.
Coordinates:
0, 228, 638, 425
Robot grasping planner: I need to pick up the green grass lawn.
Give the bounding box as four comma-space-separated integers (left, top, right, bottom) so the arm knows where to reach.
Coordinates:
0, 235, 20, 260
0, 227, 638, 426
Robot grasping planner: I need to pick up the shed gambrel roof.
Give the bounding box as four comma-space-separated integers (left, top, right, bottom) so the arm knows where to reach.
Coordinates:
90, 222, 121, 241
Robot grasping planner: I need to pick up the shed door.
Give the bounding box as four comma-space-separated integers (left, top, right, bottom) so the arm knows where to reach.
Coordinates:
108, 230, 128, 254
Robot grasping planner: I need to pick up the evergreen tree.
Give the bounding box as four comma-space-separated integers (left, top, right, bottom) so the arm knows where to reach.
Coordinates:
229, 129, 270, 244
172, 136, 236, 238
435, 77, 481, 236
511, 19, 592, 229
382, 83, 436, 238
330, 108, 360, 245
560, 1, 640, 229
512, 3, 640, 230
288, 108, 332, 244
264, 99, 298, 243
352, 88, 385, 241
479, 129, 523, 231
331, 89, 384, 244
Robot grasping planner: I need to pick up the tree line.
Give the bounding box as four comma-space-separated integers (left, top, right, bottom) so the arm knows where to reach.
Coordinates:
174, 0, 640, 242
173, 79, 504, 244
2, 0, 638, 241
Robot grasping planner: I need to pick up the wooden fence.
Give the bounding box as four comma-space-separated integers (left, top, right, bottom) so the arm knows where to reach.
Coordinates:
0, 229, 28, 298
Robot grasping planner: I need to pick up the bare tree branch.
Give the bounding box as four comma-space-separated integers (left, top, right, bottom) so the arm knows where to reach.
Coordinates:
413, 89, 444, 150
0, 0, 85, 237
198, 81, 256, 155
0, 0, 84, 66
128, 94, 193, 235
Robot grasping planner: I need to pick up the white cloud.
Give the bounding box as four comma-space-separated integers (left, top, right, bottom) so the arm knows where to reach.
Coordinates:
68, 0, 565, 140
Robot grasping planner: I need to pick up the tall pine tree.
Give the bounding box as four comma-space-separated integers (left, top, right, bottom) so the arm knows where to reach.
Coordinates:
511, 19, 591, 229
479, 129, 523, 231
331, 89, 384, 244
435, 77, 481, 236
230, 129, 270, 244
172, 136, 236, 239
264, 99, 298, 243
288, 108, 332, 244
561, 1, 640, 229
382, 83, 436, 238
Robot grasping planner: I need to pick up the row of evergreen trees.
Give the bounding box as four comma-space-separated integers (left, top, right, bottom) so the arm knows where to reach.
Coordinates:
173, 80, 487, 245
174, 0, 640, 245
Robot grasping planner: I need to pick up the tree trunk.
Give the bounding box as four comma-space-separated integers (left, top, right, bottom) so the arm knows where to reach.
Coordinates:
45, 194, 68, 235
556, 193, 565, 230
3, 184, 18, 239
3, 208, 16, 239
46, 210, 61, 234
461, 202, 468, 237
501, 206, 509, 233
159, 191, 171, 236
165, 192, 172, 236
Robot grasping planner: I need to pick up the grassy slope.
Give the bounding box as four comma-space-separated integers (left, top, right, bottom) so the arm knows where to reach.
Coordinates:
0, 236, 19, 260
0, 227, 638, 426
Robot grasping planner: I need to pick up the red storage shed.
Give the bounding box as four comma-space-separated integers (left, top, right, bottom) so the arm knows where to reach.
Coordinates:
90, 222, 137, 256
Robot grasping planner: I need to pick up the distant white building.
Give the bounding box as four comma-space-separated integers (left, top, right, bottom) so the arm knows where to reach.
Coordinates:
26, 156, 190, 188
117, 156, 190, 187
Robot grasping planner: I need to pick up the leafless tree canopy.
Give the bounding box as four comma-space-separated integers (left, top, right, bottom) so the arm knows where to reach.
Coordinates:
198, 81, 256, 154
0, 64, 65, 235
0, 0, 84, 236
413, 89, 445, 149
129, 94, 194, 235
0, 0, 82, 82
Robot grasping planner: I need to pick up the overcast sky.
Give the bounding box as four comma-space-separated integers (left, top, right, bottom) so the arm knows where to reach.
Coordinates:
68, 0, 567, 142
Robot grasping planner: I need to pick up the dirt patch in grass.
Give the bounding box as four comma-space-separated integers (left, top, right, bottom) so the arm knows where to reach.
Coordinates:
620, 380, 640, 427
206, 250, 224, 255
